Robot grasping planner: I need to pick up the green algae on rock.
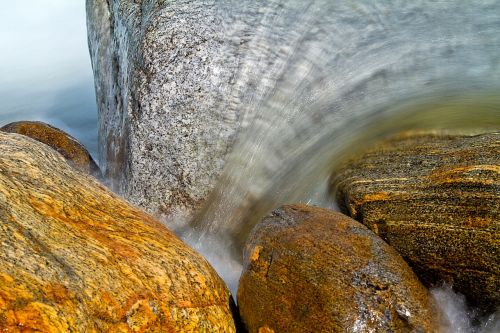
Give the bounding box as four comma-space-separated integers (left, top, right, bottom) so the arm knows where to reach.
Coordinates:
0, 132, 236, 332
330, 131, 500, 310
1, 121, 101, 178
238, 204, 440, 333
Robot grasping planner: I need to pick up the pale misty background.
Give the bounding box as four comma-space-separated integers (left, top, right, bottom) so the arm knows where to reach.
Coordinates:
0, 1, 98, 157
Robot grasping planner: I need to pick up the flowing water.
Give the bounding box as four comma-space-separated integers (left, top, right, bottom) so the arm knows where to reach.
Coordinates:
1, 1, 499, 332
178, 1, 500, 331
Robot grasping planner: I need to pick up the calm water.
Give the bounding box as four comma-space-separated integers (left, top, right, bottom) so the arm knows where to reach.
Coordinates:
0, 1, 97, 158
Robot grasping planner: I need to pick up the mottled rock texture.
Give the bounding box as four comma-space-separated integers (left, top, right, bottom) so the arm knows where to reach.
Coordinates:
331, 131, 499, 310
238, 204, 439, 333
86, 0, 240, 226
86, 0, 314, 227
0, 132, 235, 332
1, 121, 100, 178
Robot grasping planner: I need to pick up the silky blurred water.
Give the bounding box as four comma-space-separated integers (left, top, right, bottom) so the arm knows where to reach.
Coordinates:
1, 1, 498, 331
180, 1, 500, 330
189, 0, 500, 247
0, 1, 97, 158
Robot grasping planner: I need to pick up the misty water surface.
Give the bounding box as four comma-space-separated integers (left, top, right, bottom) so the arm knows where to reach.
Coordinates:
0, 1, 97, 157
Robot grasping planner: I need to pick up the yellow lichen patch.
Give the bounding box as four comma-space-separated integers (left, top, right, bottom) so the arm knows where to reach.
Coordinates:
0, 274, 34, 306
26, 193, 141, 261
0, 273, 14, 284
177, 300, 193, 308
106, 322, 134, 333
258, 326, 275, 333
250, 246, 263, 262
462, 216, 493, 228
92, 292, 124, 322
125, 299, 158, 332
12, 302, 70, 332
43, 283, 74, 307
430, 165, 499, 185
362, 192, 391, 203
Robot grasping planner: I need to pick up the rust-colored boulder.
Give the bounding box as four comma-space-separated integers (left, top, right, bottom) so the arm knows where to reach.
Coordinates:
330, 131, 499, 310
1, 121, 101, 177
238, 204, 440, 333
0, 132, 235, 332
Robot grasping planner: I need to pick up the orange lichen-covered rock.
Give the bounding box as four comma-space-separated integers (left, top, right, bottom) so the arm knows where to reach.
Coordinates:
1, 120, 101, 177
238, 204, 440, 333
0, 132, 235, 332
330, 131, 499, 310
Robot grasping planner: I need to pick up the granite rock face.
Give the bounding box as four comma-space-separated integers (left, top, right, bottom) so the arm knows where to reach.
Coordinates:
238, 204, 440, 333
86, 0, 240, 226
1, 121, 100, 178
331, 131, 500, 310
0, 132, 235, 332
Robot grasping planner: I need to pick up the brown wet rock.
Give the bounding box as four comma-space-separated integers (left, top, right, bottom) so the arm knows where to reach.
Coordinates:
1, 121, 101, 178
330, 131, 499, 310
0, 132, 235, 332
238, 204, 439, 333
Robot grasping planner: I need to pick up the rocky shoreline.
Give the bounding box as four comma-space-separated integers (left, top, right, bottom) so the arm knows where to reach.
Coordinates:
0, 123, 498, 331
330, 131, 500, 311
238, 204, 441, 332
0, 0, 498, 331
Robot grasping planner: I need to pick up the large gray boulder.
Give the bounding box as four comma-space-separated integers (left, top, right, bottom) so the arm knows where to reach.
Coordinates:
87, 1, 238, 226
87, 0, 500, 232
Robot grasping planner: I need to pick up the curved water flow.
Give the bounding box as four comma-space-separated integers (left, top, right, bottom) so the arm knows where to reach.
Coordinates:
177, 1, 499, 330
187, 0, 500, 240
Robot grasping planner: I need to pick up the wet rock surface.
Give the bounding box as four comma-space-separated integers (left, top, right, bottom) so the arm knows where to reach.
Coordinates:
1, 121, 100, 178
0, 132, 235, 332
331, 131, 500, 310
85, 1, 500, 233
238, 204, 439, 333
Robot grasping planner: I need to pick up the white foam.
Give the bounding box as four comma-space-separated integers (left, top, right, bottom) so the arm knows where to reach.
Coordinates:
432, 284, 500, 333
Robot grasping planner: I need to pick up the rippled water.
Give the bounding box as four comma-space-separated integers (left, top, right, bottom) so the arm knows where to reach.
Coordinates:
188, 0, 500, 247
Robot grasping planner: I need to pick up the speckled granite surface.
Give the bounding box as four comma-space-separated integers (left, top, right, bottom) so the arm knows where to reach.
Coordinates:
86, 0, 240, 227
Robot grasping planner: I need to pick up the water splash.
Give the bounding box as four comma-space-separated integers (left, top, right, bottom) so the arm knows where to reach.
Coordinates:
433, 285, 500, 333
175, 0, 499, 328
182, 0, 500, 253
